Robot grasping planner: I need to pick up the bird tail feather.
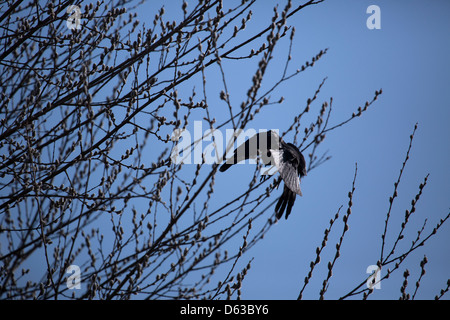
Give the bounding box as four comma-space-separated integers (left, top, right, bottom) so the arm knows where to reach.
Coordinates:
275, 185, 297, 219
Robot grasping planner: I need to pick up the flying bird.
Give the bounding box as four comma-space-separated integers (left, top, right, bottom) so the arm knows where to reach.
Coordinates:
219, 130, 307, 220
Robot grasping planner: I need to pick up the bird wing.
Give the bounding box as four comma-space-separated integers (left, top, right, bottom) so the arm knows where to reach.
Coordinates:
220, 130, 280, 171
271, 147, 302, 196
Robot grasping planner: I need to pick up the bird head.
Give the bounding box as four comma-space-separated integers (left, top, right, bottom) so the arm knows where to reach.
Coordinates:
298, 151, 307, 178
301, 166, 307, 177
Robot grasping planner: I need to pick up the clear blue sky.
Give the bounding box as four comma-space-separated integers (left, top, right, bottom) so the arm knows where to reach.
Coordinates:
11, 0, 448, 300
131, 0, 450, 300
223, 0, 450, 299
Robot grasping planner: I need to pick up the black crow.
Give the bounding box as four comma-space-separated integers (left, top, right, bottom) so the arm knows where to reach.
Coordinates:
219, 130, 306, 219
